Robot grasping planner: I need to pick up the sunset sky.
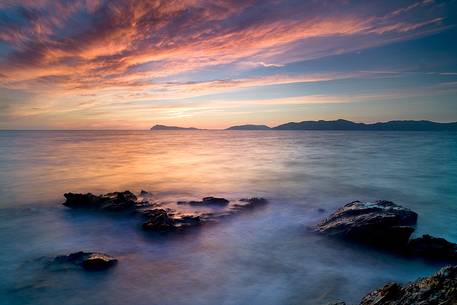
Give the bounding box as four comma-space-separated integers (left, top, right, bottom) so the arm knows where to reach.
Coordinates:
1, 0, 457, 129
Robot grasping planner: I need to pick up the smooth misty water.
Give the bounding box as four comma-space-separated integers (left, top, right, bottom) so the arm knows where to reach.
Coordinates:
0, 130, 456, 305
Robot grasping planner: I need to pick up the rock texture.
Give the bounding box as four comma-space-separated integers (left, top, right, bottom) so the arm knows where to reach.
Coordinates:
55, 251, 117, 271
314, 200, 418, 249
63, 191, 137, 211
360, 265, 457, 305
141, 209, 202, 232
407, 234, 457, 261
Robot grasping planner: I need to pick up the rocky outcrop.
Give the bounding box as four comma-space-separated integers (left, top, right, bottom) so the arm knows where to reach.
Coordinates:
63, 191, 267, 233
360, 265, 457, 305
313, 200, 418, 249
407, 234, 457, 261
178, 196, 229, 206
63, 191, 137, 211
313, 200, 457, 262
55, 251, 117, 271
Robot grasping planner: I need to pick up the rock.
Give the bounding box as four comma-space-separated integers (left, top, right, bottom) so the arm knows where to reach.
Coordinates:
55, 251, 117, 271
407, 234, 457, 261
234, 197, 268, 209
360, 265, 457, 305
141, 209, 202, 232
63, 191, 137, 211
314, 200, 418, 249
140, 190, 151, 196
142, 209, 176, 232
174, 215, 202, 229
178, 196, 229, 206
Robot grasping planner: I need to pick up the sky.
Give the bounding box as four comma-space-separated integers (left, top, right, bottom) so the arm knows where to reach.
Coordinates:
0, 0, 457, 129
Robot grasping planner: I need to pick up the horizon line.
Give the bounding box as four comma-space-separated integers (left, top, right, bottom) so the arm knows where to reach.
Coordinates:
2, 118, 457, 131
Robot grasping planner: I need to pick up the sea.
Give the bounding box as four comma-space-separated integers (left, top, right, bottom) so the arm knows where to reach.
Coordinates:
0, 130, 456, 305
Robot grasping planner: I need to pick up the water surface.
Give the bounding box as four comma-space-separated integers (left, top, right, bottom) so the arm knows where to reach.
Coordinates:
0, 130, 456, 305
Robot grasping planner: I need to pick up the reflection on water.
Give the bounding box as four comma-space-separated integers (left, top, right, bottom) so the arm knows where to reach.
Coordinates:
0, 130, 456, 305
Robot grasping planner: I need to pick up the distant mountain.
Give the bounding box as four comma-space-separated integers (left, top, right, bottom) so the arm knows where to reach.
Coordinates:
151, 120, 457, 131
273, 119, 457, 131
226, 124, 271, 130
150, 124, 200, 130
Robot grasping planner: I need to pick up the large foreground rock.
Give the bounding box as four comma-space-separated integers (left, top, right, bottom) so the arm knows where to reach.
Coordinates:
360, 265, 457, 305
63, 191, 137, 211
314, 200, 418, 249
55, 251, 117, 271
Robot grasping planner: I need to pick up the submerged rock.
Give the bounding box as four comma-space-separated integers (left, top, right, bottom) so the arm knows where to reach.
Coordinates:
407, 234, 457, 261
178, 196, 229, 206
55, 251, 117, 271
234, 197, 268, 209
63, 191, 137, 211
360, 265, 457, 305
314, 200, 418, 249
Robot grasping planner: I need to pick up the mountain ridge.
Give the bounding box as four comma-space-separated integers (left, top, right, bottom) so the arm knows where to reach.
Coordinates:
151, 119, 457, 131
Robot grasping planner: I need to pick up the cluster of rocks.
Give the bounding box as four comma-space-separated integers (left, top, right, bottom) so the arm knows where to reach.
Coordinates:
316, 200, 457, 305
63, 190, 268, 234
313, 200, 457, 261
328, 265, 457, 305
56, 191, 268, 271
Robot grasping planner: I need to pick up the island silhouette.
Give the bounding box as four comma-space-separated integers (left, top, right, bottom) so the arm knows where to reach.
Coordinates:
151, 119, 457, 131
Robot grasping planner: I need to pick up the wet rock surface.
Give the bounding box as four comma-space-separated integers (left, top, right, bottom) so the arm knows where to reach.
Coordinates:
63, 191, 137, 211
407, 234, 457, 261
62, 191, 267, 233
360, 265, 457, 305
313, 200, 418, 249
141, 209, 202, 232
314, 200, 457, 263
54, 251, 117, 271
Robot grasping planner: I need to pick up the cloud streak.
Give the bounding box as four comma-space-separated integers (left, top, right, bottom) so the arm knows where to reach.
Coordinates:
0, 0, 455, 128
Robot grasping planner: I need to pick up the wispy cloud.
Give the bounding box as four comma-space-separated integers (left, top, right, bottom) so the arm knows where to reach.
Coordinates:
0, 0, 455, 128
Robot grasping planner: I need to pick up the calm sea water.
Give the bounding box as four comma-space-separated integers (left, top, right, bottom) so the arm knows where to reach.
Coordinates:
0, 130, 456, 305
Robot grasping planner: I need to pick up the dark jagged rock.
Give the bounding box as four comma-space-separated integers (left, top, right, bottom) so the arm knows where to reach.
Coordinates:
142, 209, 176, 232
407, 234, 457, 261
314, 200, 418, 249
174, 215, 202, 229
55, 251, 117, 271
141, 209, 202, 232
178, 196, 229, 206
360, 265, 457, 305
63, 191, 137, 211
